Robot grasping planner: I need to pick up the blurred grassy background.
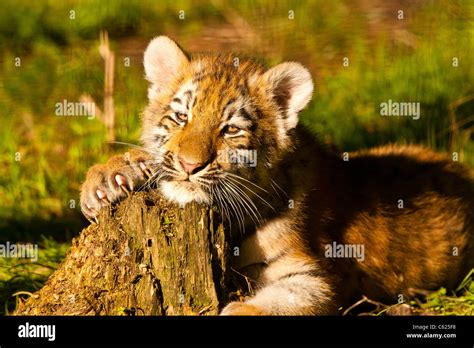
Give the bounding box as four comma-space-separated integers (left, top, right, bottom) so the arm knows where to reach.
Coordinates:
0, 0, 473, 314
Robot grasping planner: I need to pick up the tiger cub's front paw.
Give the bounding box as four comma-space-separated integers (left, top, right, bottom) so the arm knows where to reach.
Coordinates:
80, 149, 155, 221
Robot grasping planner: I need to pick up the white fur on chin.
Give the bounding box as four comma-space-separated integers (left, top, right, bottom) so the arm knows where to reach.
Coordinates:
160, 181, 211, 206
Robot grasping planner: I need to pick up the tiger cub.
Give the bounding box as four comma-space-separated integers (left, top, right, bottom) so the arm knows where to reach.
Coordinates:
80, 36, 474, 315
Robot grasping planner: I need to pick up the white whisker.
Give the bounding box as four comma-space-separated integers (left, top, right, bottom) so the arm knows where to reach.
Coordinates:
226, 175, 274, 211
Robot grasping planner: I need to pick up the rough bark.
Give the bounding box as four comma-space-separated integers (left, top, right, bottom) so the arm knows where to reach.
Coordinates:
14, 190, 244, 315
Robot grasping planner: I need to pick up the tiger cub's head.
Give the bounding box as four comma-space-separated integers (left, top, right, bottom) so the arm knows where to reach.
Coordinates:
141, 36, 313, 206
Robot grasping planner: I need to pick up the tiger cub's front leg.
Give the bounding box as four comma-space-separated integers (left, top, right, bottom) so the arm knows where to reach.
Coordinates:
221, 218, 336, 315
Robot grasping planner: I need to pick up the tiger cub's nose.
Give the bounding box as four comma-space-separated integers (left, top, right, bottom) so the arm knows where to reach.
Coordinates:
178, 156, 205, 174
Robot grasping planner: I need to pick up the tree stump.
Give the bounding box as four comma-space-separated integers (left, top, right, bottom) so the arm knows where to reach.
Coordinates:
14, 190, 243, 315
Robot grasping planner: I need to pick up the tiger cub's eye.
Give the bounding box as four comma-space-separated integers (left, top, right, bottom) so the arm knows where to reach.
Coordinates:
225, 125, 241, 135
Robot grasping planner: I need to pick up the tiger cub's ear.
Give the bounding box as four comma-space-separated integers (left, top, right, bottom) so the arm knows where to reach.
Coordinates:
143, 36, 189, 99
262, 62, 313, 131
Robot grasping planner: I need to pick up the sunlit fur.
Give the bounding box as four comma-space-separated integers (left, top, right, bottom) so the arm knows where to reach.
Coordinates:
140, 52, 296, 217
81, 36, 474, 316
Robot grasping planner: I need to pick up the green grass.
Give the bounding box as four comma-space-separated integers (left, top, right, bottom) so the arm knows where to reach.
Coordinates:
0, 236, 68, 315
342, 269, 474, 316
0, 0, 473, 315
409, 269, 474, 315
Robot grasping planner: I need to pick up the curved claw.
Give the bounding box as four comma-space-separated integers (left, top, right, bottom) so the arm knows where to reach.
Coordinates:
84, 214, 97, 225
120, 185, 131, 197
96, 189, 111, 206
139, 162, 153, 178
115, 174, 131, 197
